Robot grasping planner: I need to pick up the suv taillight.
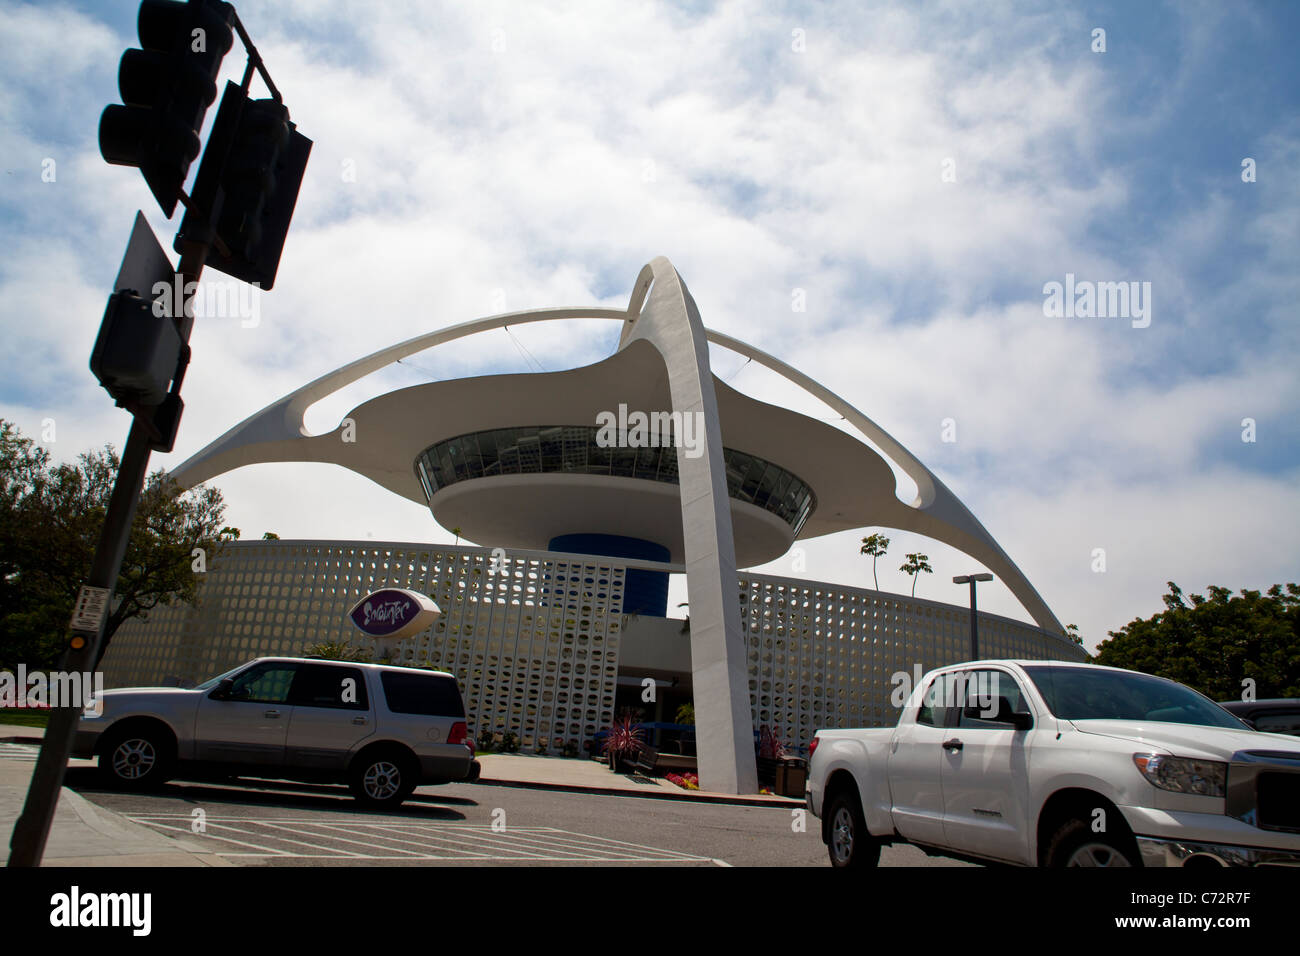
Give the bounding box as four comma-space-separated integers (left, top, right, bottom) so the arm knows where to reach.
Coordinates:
808, 735, 820, 759
449, 721, 470, 748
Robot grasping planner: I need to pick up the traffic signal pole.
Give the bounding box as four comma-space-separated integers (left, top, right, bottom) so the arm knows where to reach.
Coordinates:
7, 0, 306, 866
7, 243, 208, 868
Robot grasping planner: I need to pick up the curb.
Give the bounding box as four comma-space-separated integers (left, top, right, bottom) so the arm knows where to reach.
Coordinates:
474, 775, 804, 809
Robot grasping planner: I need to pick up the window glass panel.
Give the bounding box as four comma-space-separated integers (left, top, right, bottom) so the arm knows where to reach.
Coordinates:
740, 457, 766, 500
230, 663, 298, 703
753, 463, 782, 509
290, 663, 369, 710
955, 669, 1029, 729
539, 426, 562, 470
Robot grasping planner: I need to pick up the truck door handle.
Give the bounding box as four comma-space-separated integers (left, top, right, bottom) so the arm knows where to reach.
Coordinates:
263, 709, 282, 719
942, 738, 963, 751
352, 716, 367, 725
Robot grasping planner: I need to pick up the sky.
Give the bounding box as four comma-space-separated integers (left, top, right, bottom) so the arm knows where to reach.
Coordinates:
1, 0, 1297, 653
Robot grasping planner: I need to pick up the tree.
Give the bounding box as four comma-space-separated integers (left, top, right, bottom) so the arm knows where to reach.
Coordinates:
1094, 582, 1300, 701
860, 532, 891, 590
0, 419, 234, 672
1065, 623, 1083, 645
900, 552, 932, 597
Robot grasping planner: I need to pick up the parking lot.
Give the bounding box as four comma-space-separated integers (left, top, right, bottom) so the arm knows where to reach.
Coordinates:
59, 766, 971, 867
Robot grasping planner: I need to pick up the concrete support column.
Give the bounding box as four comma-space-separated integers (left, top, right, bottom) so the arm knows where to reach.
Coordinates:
620, 258, 758, 794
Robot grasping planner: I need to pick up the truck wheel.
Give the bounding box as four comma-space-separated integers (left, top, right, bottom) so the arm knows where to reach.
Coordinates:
1045, 818, 1138, 867
826, 790, 880, 868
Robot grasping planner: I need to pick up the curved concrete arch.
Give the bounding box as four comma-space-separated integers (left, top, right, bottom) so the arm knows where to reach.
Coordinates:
170, 265, 1060, 636
169, 306, 630, 488
701, 330, 1064, 635
618, 256, 758, 794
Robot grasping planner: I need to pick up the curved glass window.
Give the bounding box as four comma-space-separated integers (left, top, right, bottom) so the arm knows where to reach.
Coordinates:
415, 425, 817, 535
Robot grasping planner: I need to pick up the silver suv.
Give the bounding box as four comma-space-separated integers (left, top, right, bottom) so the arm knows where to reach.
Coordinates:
72, 657, 479, 809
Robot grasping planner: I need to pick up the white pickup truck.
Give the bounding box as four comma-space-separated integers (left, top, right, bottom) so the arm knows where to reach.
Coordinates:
807, 659, 1300, 868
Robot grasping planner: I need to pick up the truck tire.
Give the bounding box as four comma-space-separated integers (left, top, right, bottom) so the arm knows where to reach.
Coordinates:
1045, 818, 1139, 867
826, 790, 880, 868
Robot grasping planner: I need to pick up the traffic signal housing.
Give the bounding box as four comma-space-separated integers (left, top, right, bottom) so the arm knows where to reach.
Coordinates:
177, 81, 312, 290
98, 0, 235, 217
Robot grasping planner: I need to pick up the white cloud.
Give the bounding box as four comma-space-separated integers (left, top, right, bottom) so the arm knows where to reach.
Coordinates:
2, 0, 1296, 654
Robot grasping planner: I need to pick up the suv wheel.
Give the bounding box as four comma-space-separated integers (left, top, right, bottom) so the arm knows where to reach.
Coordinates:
1046, 818, 1138, 867
350, 752, 416, 809
826, 790, 880, 868
100, 727, 171, 790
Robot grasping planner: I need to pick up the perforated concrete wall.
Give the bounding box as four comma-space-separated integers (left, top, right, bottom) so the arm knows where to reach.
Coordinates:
737, 571, 1088, 755
103, 541, 1083, 758
102, 540, 625, 752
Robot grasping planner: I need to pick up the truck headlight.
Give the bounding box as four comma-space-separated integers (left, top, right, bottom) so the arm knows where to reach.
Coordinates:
1133, 753, 1226, 797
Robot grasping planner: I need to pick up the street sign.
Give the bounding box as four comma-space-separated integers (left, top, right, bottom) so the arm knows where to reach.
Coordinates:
115, 211, 176, 302
70, 585, 111, 633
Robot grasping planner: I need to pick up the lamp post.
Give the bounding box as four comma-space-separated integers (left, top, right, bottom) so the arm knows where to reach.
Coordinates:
953, 573, 994, 660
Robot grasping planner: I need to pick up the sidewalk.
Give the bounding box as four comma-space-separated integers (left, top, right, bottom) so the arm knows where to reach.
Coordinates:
0, 721, 230, 867
474, 753, 804, 808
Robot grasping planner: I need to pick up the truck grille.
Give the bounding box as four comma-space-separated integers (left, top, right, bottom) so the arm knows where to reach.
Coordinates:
1257, 772, 1300, 831
1227, 750, 1300, 833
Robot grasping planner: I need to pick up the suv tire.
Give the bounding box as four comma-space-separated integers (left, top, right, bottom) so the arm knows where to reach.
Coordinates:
99, 725, 173, 790
350, 751, 417, 809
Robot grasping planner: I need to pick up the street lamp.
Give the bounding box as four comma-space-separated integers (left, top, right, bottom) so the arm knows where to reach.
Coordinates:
953, 573, 994, 660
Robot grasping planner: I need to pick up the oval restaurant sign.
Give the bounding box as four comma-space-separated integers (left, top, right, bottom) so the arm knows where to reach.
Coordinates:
347, 589, 440, 641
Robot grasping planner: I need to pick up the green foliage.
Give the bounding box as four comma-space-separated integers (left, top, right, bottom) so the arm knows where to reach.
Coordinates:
261, 531, 280, 540
674, 703, 695, 725
900, 552, 933, 596
1094, 582, 1300, 700
1066, 623, 1083, 645
305, 640, 372, 662
0, 420, 232, 672
501, 731, 519, 753
860, 532, 891, 589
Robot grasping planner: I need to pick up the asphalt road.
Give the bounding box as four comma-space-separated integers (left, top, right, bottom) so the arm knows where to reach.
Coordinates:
63, 764, 974, 868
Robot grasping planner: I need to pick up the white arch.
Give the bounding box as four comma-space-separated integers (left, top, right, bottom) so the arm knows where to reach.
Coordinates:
170, 267, 1062, 634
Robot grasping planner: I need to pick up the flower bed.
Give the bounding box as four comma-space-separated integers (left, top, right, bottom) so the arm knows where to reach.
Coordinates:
666, 771, 699, 790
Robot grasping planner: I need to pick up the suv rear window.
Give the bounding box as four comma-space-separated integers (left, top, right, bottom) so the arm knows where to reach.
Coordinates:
380, 670, 466, 717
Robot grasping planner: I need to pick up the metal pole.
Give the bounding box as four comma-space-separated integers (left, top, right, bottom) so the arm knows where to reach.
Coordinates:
7, 243, 207, 867
969, 579, 979, 660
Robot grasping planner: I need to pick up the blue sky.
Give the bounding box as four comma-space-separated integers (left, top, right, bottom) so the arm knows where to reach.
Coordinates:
1, 0, 1297, 651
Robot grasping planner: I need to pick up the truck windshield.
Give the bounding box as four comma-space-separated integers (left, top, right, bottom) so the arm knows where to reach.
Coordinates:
1023, 666, 1249, 730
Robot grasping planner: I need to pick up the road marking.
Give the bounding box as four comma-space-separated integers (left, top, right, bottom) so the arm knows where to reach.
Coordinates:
0, 743, 40, 760
124, 814, 714, 863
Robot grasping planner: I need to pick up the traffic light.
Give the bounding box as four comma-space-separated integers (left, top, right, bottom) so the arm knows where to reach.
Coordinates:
98, 0, 235, 217
177, 81, 312, 289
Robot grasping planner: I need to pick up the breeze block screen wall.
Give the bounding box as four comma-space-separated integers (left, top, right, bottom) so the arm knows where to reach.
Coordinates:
101, 540, 625, 753
103, 541, 1085, 757
737, 571, 1089, 756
